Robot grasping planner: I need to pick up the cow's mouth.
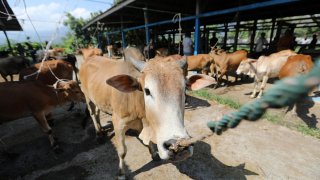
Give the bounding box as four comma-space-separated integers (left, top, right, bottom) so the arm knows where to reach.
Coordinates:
164, 139, 194, 162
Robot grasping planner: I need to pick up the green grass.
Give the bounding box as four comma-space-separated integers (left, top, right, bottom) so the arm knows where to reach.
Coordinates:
188, 88, 320, 139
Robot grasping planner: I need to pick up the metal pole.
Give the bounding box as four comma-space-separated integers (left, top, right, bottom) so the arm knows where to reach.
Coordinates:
121, 31, 126, 49
143, 8, 150, 46
250, 19, 257, 52
234, 20, 240, 51
2, 29, 13, 54
270, 18, 276, 44
106, 33, 110, 45
223, 22, 228, 49
194, 0, 201, 55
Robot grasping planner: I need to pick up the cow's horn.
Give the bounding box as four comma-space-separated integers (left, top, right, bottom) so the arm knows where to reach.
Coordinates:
128, 56, 145, 71
176, 56, 187, 69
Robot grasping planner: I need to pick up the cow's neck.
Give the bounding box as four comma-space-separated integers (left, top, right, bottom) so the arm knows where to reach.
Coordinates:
45, 86, 69, 107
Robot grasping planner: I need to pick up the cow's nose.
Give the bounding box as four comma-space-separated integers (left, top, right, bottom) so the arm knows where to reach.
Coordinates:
163, 139, 177, 150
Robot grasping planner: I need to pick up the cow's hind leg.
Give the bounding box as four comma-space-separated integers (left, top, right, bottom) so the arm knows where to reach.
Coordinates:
1, 74, 8, 82
113, 115, 127, 179
33, 112, 61, 153
85, 98, 104, 141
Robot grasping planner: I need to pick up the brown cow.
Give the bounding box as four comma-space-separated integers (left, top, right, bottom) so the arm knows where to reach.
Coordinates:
0, 80, 84, 151
186, 54, 214, 75
279, 54, 314, 114
19, 60, 74, 85
279, 54, 314, 79
79, 47, 215, 178
209, 48, 248, 88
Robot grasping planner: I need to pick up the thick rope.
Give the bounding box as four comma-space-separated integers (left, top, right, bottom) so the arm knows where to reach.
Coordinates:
207, 60, 320, 135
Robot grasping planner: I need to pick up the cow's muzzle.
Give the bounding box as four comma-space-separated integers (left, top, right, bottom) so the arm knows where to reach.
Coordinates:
163, 139, 193, 162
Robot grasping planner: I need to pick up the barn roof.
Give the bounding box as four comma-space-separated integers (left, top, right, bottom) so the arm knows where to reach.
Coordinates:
0, 0, 22, 31
83, 0, 320, 31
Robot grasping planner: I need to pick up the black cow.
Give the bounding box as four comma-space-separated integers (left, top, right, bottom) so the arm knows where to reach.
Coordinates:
0, 56, 30, 81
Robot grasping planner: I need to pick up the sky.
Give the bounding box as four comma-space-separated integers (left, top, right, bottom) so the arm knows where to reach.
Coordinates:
1, 0, 114, 45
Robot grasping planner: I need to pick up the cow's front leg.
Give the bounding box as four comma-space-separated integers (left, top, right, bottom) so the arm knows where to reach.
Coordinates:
250, 77, 259, 98
113, 115, 127, 180
33, 112, 60, 153
257, 75, 268, 98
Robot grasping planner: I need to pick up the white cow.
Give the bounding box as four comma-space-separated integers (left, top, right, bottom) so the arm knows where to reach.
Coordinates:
236, 50, 297, 98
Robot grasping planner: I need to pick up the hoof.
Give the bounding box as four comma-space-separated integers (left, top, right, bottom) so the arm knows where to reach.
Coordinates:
148, 142, 161, 161
117, 174, 126, 180
96, 133, 106, 144
53, 144, 63, 154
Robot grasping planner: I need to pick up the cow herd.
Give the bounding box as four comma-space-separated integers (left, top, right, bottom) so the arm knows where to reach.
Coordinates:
0, 45, 315, 178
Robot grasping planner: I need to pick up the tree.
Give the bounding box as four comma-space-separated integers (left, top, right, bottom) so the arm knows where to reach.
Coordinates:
62, 12, 103, 53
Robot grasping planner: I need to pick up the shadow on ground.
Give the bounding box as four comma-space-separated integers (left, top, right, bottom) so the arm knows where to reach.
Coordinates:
130, 141, 258, 179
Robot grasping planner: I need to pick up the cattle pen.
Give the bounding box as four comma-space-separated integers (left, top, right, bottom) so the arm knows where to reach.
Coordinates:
1, 0, 320, 179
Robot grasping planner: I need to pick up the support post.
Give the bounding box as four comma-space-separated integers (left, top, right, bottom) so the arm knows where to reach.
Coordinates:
143, 8, 150, 46
223, 22, 228, 50
269, 18, 276, 45
194, 0, 201, 55
2, 29, 13, 54
121, 31, 126, 49
233, 20, 240, 51
106, 33, 110, 45
250, 19, 257, 52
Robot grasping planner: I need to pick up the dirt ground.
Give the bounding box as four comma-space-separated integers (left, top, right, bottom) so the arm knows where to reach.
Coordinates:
0, 57, 319, 179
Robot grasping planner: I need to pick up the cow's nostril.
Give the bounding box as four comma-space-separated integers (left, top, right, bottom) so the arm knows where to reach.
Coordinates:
163, 139, 177, 150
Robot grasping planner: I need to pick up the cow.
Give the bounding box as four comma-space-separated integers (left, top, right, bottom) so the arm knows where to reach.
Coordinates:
236, 50, 297, 98
35, 48, 65, 62
79, 47, 216, 178
19, 60, 74, 85
76, 47, 103, 61
279, 54, 314, 114
209, 48, 248, 88
279, 54, 314, 79
48, 54, 79, 82
0, 80, 85, 151
186, 54, 214, 75
0, 56, 30, 82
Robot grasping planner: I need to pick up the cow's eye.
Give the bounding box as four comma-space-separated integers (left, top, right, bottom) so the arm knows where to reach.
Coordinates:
144, 88, 151, 96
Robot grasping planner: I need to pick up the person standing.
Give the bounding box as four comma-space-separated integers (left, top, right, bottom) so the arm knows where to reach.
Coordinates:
255, 32, 268, 56
209, 32, 218, 48
309, 34, 318, 50
183, 32, 193, 56
277, 30, 295, 52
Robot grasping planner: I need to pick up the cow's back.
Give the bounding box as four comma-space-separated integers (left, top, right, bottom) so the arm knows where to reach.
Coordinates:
187, 54, 213, 70
79, 56, 145, 117
279, 54, 313, 79
227, 50, 248, 70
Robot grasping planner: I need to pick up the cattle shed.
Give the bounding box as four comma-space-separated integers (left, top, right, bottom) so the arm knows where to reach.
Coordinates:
0, 0, 23, 53
83, 0, 320, 55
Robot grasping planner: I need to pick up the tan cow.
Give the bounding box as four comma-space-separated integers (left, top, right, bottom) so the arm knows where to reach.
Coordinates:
79, 47, 215, 178
0, 80, 84, 151
209, 48, 248, 88
77, 47, 103, 61
186, 54, 214, 75
236, 50, 297, 98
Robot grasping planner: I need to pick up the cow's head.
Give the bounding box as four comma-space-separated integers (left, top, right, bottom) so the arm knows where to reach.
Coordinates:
106, 55, 216, 162
236, 58, 257, 77
54, 80, 85, 102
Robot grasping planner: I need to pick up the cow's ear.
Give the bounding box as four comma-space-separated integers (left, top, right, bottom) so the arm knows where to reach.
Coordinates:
106, 75, 141, 93
186, 74, 216, 91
